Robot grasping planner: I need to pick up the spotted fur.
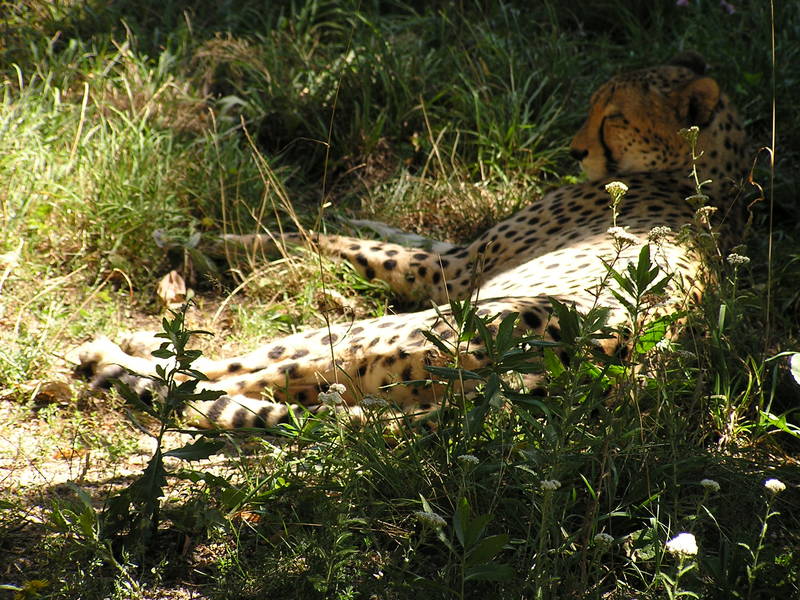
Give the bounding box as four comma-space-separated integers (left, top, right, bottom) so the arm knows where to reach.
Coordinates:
74, 55, 747, 428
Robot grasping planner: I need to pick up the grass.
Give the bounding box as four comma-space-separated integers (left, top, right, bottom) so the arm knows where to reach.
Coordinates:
1, 0, 799, 598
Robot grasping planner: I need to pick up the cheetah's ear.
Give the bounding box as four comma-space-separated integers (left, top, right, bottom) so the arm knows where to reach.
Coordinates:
675, 76, 720, 127
669, 51, 708, 75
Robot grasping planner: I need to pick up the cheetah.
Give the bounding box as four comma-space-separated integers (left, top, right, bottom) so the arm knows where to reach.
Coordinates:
74, 53, 748, 428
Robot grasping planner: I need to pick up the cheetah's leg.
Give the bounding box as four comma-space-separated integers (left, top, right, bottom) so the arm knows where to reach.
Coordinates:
223, 221, 547, 306
74, 297, 559, 428
224, 232, 472, 304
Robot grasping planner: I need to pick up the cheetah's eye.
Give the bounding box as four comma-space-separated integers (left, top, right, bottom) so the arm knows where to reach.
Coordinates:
605, 112, 625, 121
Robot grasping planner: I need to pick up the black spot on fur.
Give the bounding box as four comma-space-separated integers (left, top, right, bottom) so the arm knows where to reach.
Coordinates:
280, 363, 299, 378
523, 311, 542, 330
232, 408, 249, 428
256, 405, 273, 427
227, 362, 242, 373
268, 346, 285, 359
206, 396, 231, 424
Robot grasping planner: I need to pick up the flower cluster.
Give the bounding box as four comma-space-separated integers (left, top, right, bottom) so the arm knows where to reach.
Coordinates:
604, 181, 629, 199
608, 226, 640, 246
540, 479, 561, 491
727, 253, 750, 267
647, 226, 673, 244
695, 205, 718, 225
700, 478, 720, 493
764, 478, 786, 495
319, 382, 346, 406
360, 395, 389, 409
666, 532, 698, 557
457, 454, 479, 466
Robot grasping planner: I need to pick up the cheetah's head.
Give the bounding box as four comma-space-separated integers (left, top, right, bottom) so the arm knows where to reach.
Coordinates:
569, 53, 744, 182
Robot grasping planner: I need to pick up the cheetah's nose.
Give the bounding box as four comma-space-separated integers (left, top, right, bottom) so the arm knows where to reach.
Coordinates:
570, 148, 588, 161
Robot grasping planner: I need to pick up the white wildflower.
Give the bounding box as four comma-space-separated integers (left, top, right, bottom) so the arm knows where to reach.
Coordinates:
415, 511, 447, 529
764, 478, 786, 494
593, 533, 614, 547
360, 395, 389, 409
318, 387, 344, 406
655, 338, 672, 352
607, 226, 640, 246
695, 205, 718, 224
457, 454, 479, 466
727, 253, 750, 267
666, 532, 698, 557
540, 479, 561, 491
707, 394, 727, 402
604, 181, 629, 198
700, 479, 720, 493
329, 382, 346, 394
648, 226, 673, 243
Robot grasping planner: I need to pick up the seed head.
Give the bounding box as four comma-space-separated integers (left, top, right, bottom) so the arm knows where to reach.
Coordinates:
679, 126, 700, 146
700, 479, 720, 493
415, 511, 447, 529
593, 533, 614, 547
540, 479, 561, 491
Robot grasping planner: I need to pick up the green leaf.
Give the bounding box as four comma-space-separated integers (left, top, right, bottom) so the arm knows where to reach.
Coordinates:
758, 411, 800, 438
151, 348, 174, 359
421, 330, 455, 356
635, 316, 671, 354
495, 312, 519, 352
111, 378, 157, 415
466, 533, 510, 566
425, 365, 484, 381
543, 347, 565, 378
164, 439, 225, 460
464, 563, 514, 582
635, 244, 652, 288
